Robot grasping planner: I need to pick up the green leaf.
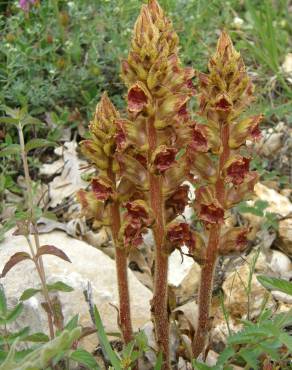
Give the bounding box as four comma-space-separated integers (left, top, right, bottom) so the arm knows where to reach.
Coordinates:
238, 347, 260, 369
22, 116, 44, 127
279, 332, 292, 352
70, 349, 101, 370
216, 346, 236, 366
5, 303, 23, 324
154, 352, 163, 370
0, 327, 30, 346
19, 288, 41, 301
0, 117, 18, 125
0, 286, 7, 315
0, 144, 20, 157
47, 281, 74, 293
254, 200, 269, 212
24, 332, 49, 343
191, 359, 213, 370
257, 275, 292, 296
64, 314, 79, 331
25, 139, 56, 153
93, 305, 121, 370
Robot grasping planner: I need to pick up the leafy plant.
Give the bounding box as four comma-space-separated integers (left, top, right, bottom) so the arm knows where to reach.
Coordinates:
0, 107, 72, 340
193, 309, 292, 370
236, 199, 279, 231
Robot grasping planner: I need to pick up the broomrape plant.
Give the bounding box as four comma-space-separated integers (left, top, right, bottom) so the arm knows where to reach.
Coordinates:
78, 1, 262, 368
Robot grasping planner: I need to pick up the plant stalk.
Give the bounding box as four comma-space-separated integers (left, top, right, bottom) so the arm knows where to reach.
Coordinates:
147, 117, 170, 369
18, 122, 55, 339
108, 169, 133, 344
192, 122, 230, 358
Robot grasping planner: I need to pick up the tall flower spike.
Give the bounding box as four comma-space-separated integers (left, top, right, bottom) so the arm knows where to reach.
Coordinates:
120, 1, 194, 368
78, 92, 134, 344
190, 31, 262, 358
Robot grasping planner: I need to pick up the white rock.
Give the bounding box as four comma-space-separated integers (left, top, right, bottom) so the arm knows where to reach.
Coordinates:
268, 249, 292, 276
176, 262, 201, 301
257, 132, 283, 157
168, 250, 194, 287
46, 141, 92, 207
254, 183, 292, 217
0, 231, 151, 351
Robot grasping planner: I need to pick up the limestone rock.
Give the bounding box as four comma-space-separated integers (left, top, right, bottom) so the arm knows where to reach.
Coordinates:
175, 262, 201, 302
0, 231, 151, 352
276, 218, 292, 257
267, 249, 292, 276
254, 183, 292, 217
168, 249, 194, 287
257, 132, 283, 157
222, 262, 275, 320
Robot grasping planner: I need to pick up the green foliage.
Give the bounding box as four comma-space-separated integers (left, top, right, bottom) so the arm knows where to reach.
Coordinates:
236, 199, 279, 231
193, 309, 292, 369
0, 327, 81, 370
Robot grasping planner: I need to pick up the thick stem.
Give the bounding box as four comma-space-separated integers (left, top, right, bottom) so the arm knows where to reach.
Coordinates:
193, 121, 230, 358
147, 117, 170, 369
108, 169, 133, 344
192, 225, 220, 358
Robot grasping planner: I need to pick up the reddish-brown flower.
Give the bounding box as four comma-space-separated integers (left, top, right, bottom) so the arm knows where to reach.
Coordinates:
189, 123, 209, 152
199, 204, 225, 224
153, 146, 178, 173
249, 119, 262, 141
124, 218, 144, 247
128, 83, 149, 113
166, 184, 189, 214
166, 222, 194, 248
91, 177, 113, 201
115, 120, 127, 151
177, 103, 189, 122
214, 94, 232, 111
125, 200, 151, 223
224, 156, 250, 185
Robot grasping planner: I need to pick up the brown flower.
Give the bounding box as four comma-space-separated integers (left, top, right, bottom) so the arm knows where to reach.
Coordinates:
91, 177, 113, 201
166, 184, 189, 214
225, 156, 250, 185
166, 222, 194, 248
128, 83, 149, 113
200, 204, 225, 224
188, 123, 209, 152
153, 146, 178, 173
214, 94, 232, 111
124, 218, 144, 247
125, 200, 150, 223
195, 186, 225, 224
114, 120, 127, 151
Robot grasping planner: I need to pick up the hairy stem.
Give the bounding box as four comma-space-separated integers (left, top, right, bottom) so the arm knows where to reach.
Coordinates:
108, 169, 133, 344
18, 122, 55, 339
192, 225, 220, 358
193, 122, 230, 358
147, 117, 170, 369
